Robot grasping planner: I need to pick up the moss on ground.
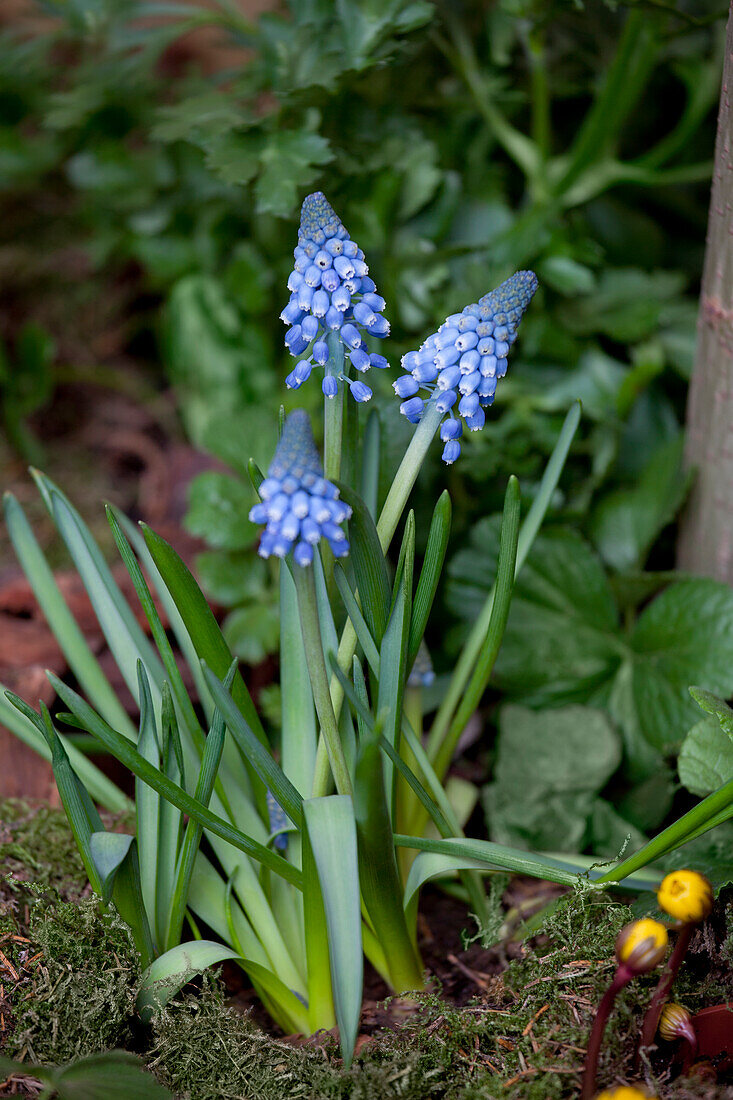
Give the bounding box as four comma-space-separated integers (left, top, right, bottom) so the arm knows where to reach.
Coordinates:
2, 800, 732, 1098
149, 891, 733, 1099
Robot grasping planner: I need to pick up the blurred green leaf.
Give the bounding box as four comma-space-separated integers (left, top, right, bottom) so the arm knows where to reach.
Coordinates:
589, 436, 690, 571
185, 472, 258, 551
678, 718, 733, 797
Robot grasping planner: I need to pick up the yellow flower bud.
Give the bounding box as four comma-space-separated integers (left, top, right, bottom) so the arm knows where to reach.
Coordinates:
659, 1002, 696, 1045
594, 1086, 658, 1100
615, 919, 668, 974
657, 869, 713, 923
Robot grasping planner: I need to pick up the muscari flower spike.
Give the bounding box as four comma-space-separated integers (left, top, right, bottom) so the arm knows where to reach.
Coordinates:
281, 192, 390, 403
249, 409, 351, 567
393, 270, 538, 463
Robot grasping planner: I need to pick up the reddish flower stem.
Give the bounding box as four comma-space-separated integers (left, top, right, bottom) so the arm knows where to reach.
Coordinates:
636, 923, 694, 1068
581, 966, 633, 1100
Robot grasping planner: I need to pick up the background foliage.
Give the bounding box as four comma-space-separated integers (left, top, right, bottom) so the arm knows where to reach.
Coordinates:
1, 0, 731, 873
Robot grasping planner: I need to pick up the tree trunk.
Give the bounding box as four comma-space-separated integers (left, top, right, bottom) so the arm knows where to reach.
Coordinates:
678, 3, 733, 579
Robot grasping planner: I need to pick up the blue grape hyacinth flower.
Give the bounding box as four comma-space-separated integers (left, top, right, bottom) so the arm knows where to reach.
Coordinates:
393, 271, 538, 463
282, 192, 390, 402
249, 409, 351, 566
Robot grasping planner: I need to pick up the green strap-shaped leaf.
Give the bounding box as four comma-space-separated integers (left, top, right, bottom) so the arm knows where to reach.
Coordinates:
353, 732, 424, 992
3, 492, 136, 739
135, 662, 160, 943
301, 810, 335, 1033
32, 473, 166, 706
0, 685, 131, 813
303, 797, 362, 1067
203, 666, 303, 829
408, 491, 451, 668
45, 674, 302, 888
280, 563, 317, 797
336, 482, 390, 646
377, 514, 414, 802
400, 835, 582, 927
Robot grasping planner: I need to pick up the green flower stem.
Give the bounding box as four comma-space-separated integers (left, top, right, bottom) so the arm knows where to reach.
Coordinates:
324, 334, 345, 484
294, 564, 352, 799
325, 400, 444, 727
426, 402, 580, 768
430, 476, 519, 784
375, 399, 444, 550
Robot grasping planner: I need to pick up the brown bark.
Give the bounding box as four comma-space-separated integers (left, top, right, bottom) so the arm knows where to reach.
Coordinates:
678, 3, 733, 579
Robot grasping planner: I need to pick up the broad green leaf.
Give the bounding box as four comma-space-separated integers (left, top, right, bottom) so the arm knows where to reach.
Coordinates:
253, 131, 333, 218
223, 601, 280, 664
303, 797, 362, 1067
679, 718, 733, 797
184, 472, 259, 551
0, 1051, 174, 1099
589, 436, 689, 571
689, 686, 733, 738
301, 809, 335, 1034
492, 530, 621, 704
629, 578, 733, 750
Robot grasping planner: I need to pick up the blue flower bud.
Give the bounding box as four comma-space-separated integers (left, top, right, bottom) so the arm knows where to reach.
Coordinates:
250, 410, 351, 564
437, 365, 461, 391
281, 299, 303, 325
459, 349, 480, 374
435, 389, 458, 414
333, 255, 355, 279
314, 250, 331, 270
353, 302, 376, 327
301, 315, 319, 342
294, 541, 314, 567
304, 264, 322, 288
458, 392, 480, 418
496, 357, 508, 377
400, 396, 425, 422
370, 315, 390, 337
360, 276, 376, 294
294, 359, 313, 383
287, 271, 303, 292
350, 347, 370, 372
322, 375, 338, 398
442, 440, 461, 464
393, 375, 419, 398
412, 360, 439, 384
455, 331, 478, 352
325, 306, 342, 330
477, 374, 497, 398
362, 292, 386, 312
313, 340, 329, 365
369, 353, 388, 370
321, 268, 340, 293
440, 418, 462, 441
458, 370, 480, 396
349, 379, 372, 403
480, 355, 497, 377
340, 323, 361, 349
465, 407, 486, 432
332, 285, 351, 311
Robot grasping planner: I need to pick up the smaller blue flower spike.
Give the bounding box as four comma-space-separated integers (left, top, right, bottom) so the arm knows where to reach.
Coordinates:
249, 409, 351, 565
393, 271, 538, 463
282, 192, 390, 401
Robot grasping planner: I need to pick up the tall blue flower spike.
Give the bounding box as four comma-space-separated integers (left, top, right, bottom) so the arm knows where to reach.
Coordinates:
249, 409, 351, 567
282, 192, 390, 403
393, 271, 538, 463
